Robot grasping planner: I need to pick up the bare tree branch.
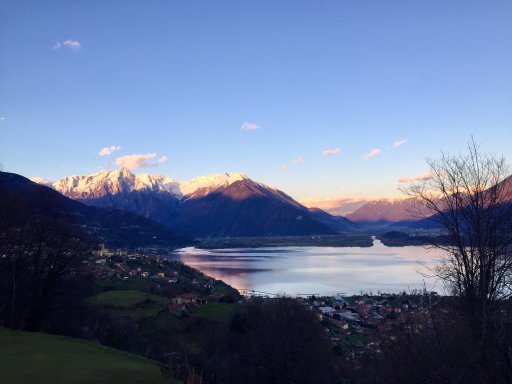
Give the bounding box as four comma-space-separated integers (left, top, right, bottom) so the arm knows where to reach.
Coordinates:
401, 137, 512, 336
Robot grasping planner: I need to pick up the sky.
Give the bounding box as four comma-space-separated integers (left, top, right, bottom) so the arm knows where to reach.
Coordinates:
1, 1, 511, 210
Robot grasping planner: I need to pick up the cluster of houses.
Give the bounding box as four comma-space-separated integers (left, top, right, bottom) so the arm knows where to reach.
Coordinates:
85, 246, 238, 306
168, 293, 209, 312
301, 292, 439, 361
86, 247, 177, 280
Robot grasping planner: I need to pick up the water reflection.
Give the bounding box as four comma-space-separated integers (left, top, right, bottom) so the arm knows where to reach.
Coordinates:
172, 239, 444, 296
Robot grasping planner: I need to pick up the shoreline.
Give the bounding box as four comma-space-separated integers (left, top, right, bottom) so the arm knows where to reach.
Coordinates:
191, 234, 446, 249
193, 234, 374, 249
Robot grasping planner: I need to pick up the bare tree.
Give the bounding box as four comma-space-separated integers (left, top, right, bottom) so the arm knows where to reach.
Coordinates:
403, 138, 512, 336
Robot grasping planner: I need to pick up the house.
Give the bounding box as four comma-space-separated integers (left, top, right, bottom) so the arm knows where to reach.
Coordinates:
333, 294, 347, 306
337, 310, 359, 321
172, 293, 199, 305
196, 297, 208, 305
313, 299, 325, 307
318, 306, 336, 315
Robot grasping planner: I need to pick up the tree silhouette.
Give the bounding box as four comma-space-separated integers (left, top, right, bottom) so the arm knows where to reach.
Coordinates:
403, 138, 512, 337
0, 179, 93, 330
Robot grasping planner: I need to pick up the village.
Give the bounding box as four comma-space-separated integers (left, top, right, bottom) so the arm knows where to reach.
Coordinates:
301, 290, 439, 363
85, 246, 441, 365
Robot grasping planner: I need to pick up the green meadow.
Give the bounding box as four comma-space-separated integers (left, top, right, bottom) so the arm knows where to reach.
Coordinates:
0, 327, 177, 384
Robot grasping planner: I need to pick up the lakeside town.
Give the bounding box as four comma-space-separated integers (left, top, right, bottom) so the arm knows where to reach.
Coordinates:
88, 246, 441, 367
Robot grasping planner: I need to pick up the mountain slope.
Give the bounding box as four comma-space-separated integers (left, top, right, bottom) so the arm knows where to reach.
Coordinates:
0, 172, 186, 248
171, 179, 335, 237
307, 207, 357, 232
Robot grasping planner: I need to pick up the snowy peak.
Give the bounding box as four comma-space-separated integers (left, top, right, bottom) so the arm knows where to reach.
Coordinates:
52, 168, 179, 199
51, 169, 252, 200
179, 172, 248, 197
133, 173, 181, 195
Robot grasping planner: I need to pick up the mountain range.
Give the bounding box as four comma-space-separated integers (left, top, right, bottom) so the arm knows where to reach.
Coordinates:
48, 168, 350, 237
16, 168, 512, 241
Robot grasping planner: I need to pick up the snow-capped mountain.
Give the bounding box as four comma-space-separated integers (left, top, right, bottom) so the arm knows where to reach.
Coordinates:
47, 168, 348, 237
52, 168, 250, 199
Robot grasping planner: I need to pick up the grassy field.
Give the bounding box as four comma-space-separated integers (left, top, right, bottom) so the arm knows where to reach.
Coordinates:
194, 303, 237, 322
0, 328, 177, 384
95, 277, 157, 293
87, 290, 169, 320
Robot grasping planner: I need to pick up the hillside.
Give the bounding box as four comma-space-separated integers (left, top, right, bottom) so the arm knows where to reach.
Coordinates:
307, 207, 357, 232
0, 172, 187, 248
0, 327, 173, 384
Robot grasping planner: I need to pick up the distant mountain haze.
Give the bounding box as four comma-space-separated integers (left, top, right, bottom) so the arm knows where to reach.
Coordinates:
346, 197, 432, 223
347, 174, 512, 224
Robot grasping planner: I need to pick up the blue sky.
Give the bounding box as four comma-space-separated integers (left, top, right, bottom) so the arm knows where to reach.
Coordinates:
1, 1, 511, 206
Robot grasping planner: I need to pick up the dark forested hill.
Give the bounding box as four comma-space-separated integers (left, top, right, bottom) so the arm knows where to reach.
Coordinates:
0, 172, 187, 248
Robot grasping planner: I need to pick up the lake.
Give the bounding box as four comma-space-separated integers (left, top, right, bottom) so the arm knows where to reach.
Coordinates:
171, 239, 445, 296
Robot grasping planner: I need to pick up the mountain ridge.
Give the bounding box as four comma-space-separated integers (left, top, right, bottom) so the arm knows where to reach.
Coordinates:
50, 169, 256, 200
40, 169, 352, 237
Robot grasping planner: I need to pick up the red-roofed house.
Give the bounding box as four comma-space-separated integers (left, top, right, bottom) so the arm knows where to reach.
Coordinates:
172, 293, 199, 305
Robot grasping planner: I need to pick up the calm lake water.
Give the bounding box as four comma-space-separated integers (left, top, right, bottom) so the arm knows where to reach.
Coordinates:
172, 239, 445, 296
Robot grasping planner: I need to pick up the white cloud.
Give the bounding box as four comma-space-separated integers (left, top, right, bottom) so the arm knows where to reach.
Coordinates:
393, 139, 408, 148
115, 153, 159, 170
53, 39, 81, 51
362, 148, 381, 161
293, 156, 304, 165
0, 117, 5, 123
398, 172, 433, 183
30, 177, 54, 187
280, 164, 288, 172
322, 147, 341, 156
158, 155, 168, 163
241, 122, 261, 131
99, 145, 121, 156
